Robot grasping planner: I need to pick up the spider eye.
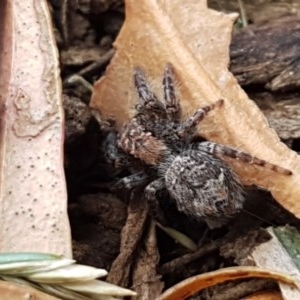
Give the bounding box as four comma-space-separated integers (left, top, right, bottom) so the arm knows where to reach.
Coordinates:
214, 199, 226, 209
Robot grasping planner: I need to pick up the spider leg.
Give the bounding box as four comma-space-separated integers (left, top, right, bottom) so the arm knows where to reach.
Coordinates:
144, 177, 166, 223
134, 67, 165, 112
177, 99, 224, 137
163, 63, 180, 120
113, 172, 151, 190
196, 141, 293, 175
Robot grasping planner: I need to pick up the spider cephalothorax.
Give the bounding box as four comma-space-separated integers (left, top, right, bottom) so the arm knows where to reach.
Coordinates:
114, 63, 292, 228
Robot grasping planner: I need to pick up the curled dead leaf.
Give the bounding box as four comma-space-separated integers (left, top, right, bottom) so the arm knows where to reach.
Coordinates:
157, 266, 298, 300
91, 0, 300, 220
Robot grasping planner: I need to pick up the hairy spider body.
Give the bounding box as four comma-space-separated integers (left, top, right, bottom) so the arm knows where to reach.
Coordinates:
161, 149, 244, 228
114, 64, 292, 228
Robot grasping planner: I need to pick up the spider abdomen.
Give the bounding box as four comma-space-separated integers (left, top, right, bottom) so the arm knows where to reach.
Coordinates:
164, 150, 245, 228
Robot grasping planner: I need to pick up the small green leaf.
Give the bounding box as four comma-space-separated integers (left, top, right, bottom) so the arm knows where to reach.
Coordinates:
0, 253, 136, 299
61, 280, 137, 297
0, 259, 74, 275
156, 222, 197, 251
28, 265, 108, 283
39, 283, 93, 300
0, 252, 61, 264
273, 225, 300, 271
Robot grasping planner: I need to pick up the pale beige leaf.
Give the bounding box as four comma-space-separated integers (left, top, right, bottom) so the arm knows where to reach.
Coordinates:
156, 222, 197, 251
0, 1, 71, 256
90, 0, 300, 219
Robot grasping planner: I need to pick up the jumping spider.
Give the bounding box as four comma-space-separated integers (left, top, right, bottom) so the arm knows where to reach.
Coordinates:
106, 63, 292, 229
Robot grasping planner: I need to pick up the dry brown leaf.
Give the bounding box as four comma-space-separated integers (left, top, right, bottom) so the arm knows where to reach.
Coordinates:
0, 1, 71, 256
91, 0, 300, 219
157, 266, 298, 300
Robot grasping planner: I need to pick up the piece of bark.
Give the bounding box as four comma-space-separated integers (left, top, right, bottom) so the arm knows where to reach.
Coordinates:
230, 17, 300, 91
255, 95, 300, 140
220, 229, 271, 266
132, 221, 164, 300
63, 94, 92, 142
60, 47, 107, 67
106, 190, 149, 287
201, 279, 277, 300
208, 0, 300, 24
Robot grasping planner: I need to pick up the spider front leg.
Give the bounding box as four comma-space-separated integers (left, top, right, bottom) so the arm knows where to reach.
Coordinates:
134, 67, 164, 113
163, 63, 180, 120
196, 141, 293, 175
113, 172, 151, 191
144, 178, 167, 223
177, 99, 224, 138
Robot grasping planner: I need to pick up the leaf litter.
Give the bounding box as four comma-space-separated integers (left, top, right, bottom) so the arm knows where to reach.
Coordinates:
2, 0, 300, 299
90, 0, 300, 298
